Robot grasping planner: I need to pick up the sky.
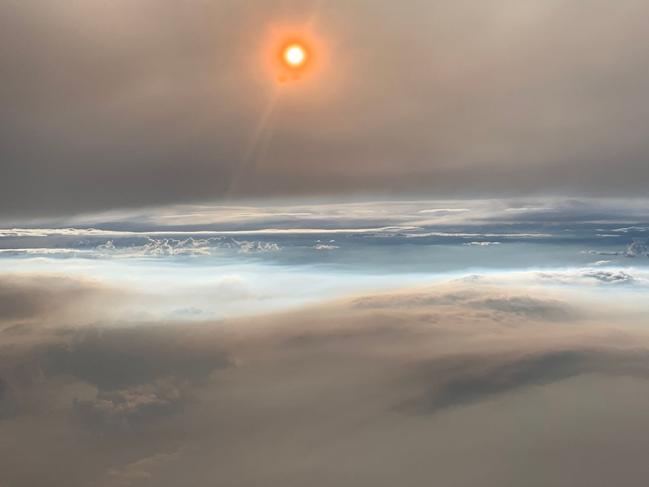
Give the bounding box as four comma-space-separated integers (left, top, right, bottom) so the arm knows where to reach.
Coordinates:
2, 1, 649, 486
3, 0, 649, 218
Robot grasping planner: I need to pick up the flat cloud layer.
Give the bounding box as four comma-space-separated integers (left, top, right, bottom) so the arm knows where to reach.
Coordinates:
3, 273, 649, 486
2, 0, 649, 217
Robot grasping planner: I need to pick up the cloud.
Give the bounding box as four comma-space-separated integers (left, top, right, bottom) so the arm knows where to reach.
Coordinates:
537, 268, 644, 286
42, 326, 231, 391
97, 448, 187, 487
624, 240, 649, 258
313, 243, 338, 250
402, 348, 649, 414
0, 225, 416, 237
97, 237, 280, 258
0, 248, 87, 255
0, 275, 117, 325
3, 274, 649, 486
581, 270, 637, 284
402, 351, 589, 413
352, 288, 575, 321
402, 232, 551, 239
473, 295, 574, 320
587, 240, 649, 260
613, 227, 649, 234
418, 209, 471, 215
74, 379, 186, 427
463, 241, 501, 246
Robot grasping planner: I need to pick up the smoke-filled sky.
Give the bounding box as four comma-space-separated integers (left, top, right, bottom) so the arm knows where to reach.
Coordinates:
3, 0, 649, 217
2, 2, 649, 486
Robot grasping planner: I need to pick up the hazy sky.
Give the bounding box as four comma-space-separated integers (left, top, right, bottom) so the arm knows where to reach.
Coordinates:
4, 4, 649, 485
2, 0, 649, 218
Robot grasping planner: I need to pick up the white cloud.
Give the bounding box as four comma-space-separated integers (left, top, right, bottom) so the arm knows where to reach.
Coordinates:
463, 242, 501, 246
314, 243, 339, 251
95, 237, 280, 258
537, 269, 643, 286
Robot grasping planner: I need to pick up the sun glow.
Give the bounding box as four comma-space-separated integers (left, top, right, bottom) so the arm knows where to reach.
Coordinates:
283, 43, 307, 68
263, 27, 328, 84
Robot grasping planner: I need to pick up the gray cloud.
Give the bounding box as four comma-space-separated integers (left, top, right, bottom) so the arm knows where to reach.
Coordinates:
624, 240, 649, 258
95, 448, 188, 487
402, 351, 588, 413
353, 289, 575, 321
42, 327, 231, 391
473, 295, 575, 320
402, 349, 649, 414
74, 379, 187, 430
2, 0, 649, 218
581, 269, 637, 284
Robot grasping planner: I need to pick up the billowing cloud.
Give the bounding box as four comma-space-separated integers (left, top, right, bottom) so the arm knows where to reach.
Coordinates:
2, 273, 649, 486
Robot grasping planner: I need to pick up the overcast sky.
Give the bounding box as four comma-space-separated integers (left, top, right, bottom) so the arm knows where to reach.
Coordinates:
2, 0, 649, 218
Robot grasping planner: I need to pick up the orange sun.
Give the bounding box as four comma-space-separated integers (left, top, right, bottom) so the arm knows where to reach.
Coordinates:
264, 28, 324, 84
281, 42, 308, 70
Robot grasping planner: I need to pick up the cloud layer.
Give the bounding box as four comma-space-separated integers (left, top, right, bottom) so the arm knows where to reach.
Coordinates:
2, 274, 649, 486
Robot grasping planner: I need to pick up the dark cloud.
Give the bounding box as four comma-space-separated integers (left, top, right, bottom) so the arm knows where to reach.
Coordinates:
402, 349, 649, 414
403, 351, 587, 413
0, 325, 230, 427
43, 326, 231, 390
2, 0, 649, 218
73, 379, 186, 429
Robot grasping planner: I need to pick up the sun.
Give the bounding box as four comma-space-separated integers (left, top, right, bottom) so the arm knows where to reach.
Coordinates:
265, 29, 323, 83
282, 43, 308, 69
